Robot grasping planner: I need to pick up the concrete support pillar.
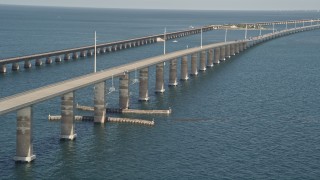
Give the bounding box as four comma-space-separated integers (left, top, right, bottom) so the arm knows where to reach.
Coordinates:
119, 73, 130, 109
61, 92, 77, 140
207, 49, 214, 67
226, 45, 231, 58
155, 62, 165, 93
230, 44, 235, 56
14, 106, 36, 162
220, 46, 226, 61
180, 56, 189, 80
168, 59, 178, 86
87, 50, 93, 56
80, 51, 86, 58
112, 45, 117, 51
64, 54, 71, 61
199, 50, 206, 71
35, 59, 42, 66
100, 48, 106, 53
94, 82, 106, 123
190, 53, 198, 76
72, 52, 79, 59
55, 56, 62, 63
243, 42, 247, 50
239, 43, 244, 52
236, 43, 240, 54
139, 67, 149, 101
45, 57, 52, 64
12, 63, 20, 71
24, 60, 31, 69
214, 48, 220, 64
1, 64, 7, 73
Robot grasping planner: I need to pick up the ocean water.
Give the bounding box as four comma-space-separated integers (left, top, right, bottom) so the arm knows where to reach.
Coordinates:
0, 5, 320, 179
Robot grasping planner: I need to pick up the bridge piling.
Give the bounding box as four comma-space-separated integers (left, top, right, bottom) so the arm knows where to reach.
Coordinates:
226, 45, 231, 58
87, 50, 93, 56
230, 44, 235, 56
119, 73, 130, 109
239, 43, 244, 52
155, 62, 165, 93
190, 53, 198, 75
101, 48, 106, 53
214, 47, 220, 64
168, 59, 178, 86
243, 42, 248, 50
207, 49, 214, 67
14, 106, 36, 163
35, 59, 42, 66
45, 57, 52, 64
64, 54, 71, 61
94, 82, 106, 123
55, 56, 62, 63
236, 43, 240, 54
199, 50, 206, 71
180, 55, 189, 80
12, 63, 20, 71
220, 46, 226, 61
1, 64, 7, 73
139, 67, 149, 101
24, 60, 31, 69
60, 92, 77, 140
72, 52, 79, 59
80, 51, 86, 58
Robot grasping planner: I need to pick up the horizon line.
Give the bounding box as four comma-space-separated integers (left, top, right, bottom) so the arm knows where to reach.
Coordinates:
0, 3, 319, 11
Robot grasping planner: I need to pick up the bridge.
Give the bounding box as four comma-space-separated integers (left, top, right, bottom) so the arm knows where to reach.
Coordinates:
0, 19, 318, 73
0, 19, 319, 163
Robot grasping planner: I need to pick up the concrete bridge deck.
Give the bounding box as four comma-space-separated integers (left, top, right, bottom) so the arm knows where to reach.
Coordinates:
0, 19, 318, 73
0, 22, 319, 163
0, 24, 319, 115
0, 40, 236, 115
0, 25, 215, 65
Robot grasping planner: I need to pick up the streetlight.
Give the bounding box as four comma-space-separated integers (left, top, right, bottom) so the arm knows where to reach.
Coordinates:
200, 27, 203, 48
224, 28, 228, 42
94, 31, 97, 73
245, 24, 248, 39
164, 27, 166, 54
259, 28, 262, 36
272, 23, 275, 33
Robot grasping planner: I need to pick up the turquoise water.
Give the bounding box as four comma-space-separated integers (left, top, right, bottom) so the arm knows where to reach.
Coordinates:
0, 5, 320, 179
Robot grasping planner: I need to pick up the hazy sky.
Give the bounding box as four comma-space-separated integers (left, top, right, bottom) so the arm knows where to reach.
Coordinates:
0, 0, 320, 10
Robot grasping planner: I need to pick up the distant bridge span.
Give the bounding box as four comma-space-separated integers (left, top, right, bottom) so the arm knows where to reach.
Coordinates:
0, 19, 318, 73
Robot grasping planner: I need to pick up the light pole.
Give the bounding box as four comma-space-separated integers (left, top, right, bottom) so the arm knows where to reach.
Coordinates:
164, 27, 166, 54
200, 27, 203, 48
94, 31, 97, 73
224, 28, 228, 42
245, 24, 248, 39
272, 23, 275, 33
259, 28, 262, 36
